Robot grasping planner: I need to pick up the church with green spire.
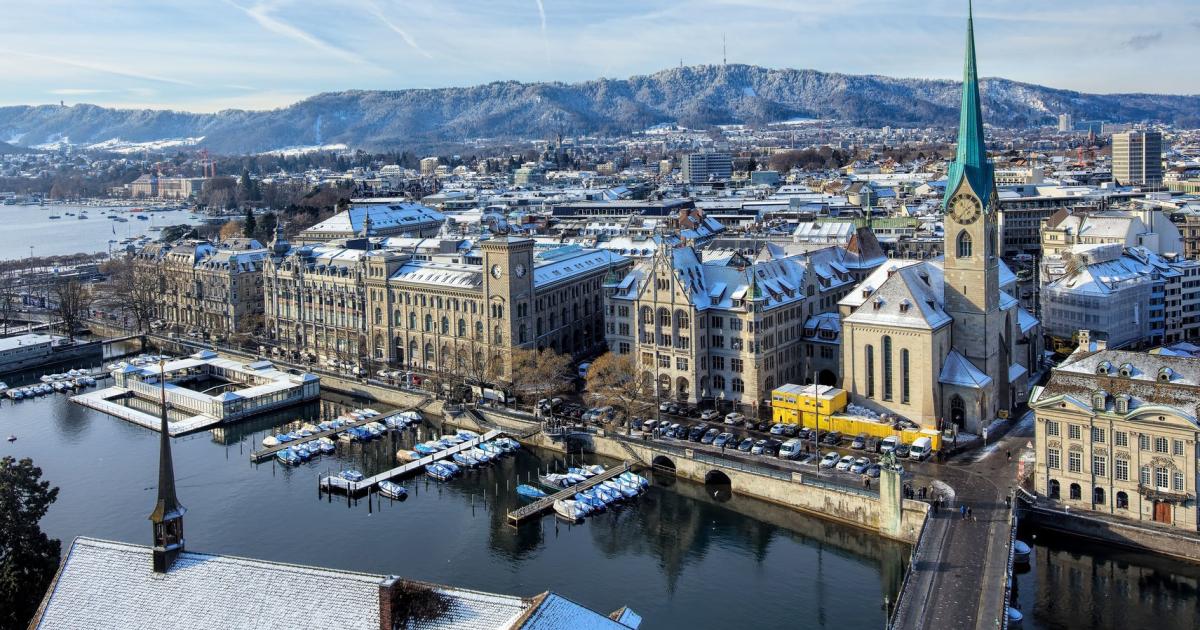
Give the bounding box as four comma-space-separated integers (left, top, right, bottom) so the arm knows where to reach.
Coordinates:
837, 2, 1042, 435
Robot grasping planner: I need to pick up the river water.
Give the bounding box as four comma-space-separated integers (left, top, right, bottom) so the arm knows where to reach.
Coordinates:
0, 204, 203, 260
1, 388, 910, 629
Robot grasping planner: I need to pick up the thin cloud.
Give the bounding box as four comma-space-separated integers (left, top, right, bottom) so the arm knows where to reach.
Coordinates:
224, 0, 372, 66
49, 88, 113, 95
1122, 31, 1163, 51
366, 1, 434, 59
0, 49, 195, 86
534, 0, 550, 62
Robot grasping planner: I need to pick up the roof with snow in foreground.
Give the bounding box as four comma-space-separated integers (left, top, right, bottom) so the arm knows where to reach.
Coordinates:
32, 538, 639, 630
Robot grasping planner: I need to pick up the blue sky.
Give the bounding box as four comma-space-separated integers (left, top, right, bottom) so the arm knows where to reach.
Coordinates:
1, 0, 1197, 112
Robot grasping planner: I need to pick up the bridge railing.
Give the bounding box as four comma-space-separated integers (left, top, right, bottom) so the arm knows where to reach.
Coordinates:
693, 451, 793, 482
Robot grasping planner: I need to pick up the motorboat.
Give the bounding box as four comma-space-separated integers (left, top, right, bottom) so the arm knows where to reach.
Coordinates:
592, 485, 619, 504
316, 437, 336, 454
619, 472, 649, 489
378, 480, 408, 500
1013, 540, 1032, 564
293, 445, 312, 461
297, 428, 313, 438
277, 432, 294, 443
467, 448, 492, 465
7, 390, 22, 400
553, 499, 586, 522
451, 453, 477, 468
339, 469, 365, 483
456, 429, 481, 440
516, 484, 546, 500
275, 448, 300, 466
425, 463, 454, 481
262, 435, 281, 447
365, 424, 383, 438
564, 473, 588, 485
397, 450, 422, 462
413, 442, 440, 455
439, 461, 461, 476
496, 437, 520, 451
568, 467, 595, 478
580, 464, 605, 476
440, 434, 466, 445
575, 491, 605, 513
301, 423, 320, 434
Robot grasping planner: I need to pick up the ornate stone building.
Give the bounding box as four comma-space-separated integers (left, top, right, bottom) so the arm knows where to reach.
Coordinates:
1030, 337, 1198, 531
134, 238, 268, 338
603, 240, 860, 412
264, 232, 628, 380
837, 7, 1041, 434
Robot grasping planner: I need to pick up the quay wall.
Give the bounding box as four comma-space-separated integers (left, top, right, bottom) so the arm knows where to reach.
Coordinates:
1021, 503, 1200, 564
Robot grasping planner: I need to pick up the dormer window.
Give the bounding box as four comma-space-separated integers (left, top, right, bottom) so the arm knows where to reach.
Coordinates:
899, 299, 912, 313
1118, 363, 1134, 378
1096, 361, 1112, 376
1092, 390, 1108, 410
873, 297, 884, 310
1115, 394, 1130, 414
1158, 367, 1174, 382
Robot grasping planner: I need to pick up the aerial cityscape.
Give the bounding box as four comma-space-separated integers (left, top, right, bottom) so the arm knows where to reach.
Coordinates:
2, 1, 1200, 629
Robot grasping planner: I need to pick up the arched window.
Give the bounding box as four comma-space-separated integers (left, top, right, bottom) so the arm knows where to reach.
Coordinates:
865, 344, 875, 398
424, 314, 432, 332
1116, 491, 1129, 509
1093, 486, 1105, 505
657, 307, 671, 327
493, 325, 503, 345
373, 308, 382, 325
956, 230, 973, 258
474, 321, 484, 340
457, 319, 466, 337
732, 378, 745, 393
713, 374, 726, 390
901, 349, 910, 404
519, 324, 527, 343
882, 336, 893, 401
1048, 479, 1060, 499
440, 316, 449, 335
1069, 483, 1081, 500
536, 318, 543, 336
408, 312, 416, 329
676, 310, 690, 329
423, 342, 434, 364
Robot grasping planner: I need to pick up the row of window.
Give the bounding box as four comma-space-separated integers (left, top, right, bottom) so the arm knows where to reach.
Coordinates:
1047, 420, 1186, 455
864, 336, 911, 404
1047, 447, 1186, 491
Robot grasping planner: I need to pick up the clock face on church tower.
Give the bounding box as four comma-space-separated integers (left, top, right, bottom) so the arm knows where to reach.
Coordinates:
949, 193, 982, 225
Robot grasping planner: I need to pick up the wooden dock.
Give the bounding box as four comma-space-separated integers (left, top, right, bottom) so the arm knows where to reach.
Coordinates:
506, 462, 631, 526
250, 407, 422, 463
320, 429, 503, 495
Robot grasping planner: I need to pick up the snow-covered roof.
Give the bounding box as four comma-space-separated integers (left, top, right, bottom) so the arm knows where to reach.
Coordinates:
939, 350, 993, 388
842, 260, 951, 330
302, 203, 445, 237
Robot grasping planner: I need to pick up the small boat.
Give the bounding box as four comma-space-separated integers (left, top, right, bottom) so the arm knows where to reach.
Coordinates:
619, 472, 649, 489
316, 437, 336, 454
397, 450, 422, 462
378, 480, 407, 500
1013, 540, 1032, 564
365, 424, 383, 438
541, 473, 573, 488
8, 390, 22, 400
262, 435, 280, 447
451, 453, 476, 468
456, 429, 481, 440
317, 421, 333, 431
339, 469, 365, 482
581, 464, 605, 476
575, 491, 605, 513
440, 434, 466, 445
425, 463, 454, 481
564, 473, 588, 485
439, 461, 461, 476
293, 445, 313, 461
6, 435, 15, 442
568, 467, 595, 478
413, 442, 440, 455
496, 437, 520, 451
297, 428, 313, 438
592, 486, 619, 504
467, 448, 492, 465
275, 448, 300, 465
516, 484, 546, 500
554, 499, 586, 522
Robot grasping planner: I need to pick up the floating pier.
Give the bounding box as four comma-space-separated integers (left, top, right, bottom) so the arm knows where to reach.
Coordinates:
320, 429, 503, 495
506, 462, 631, 526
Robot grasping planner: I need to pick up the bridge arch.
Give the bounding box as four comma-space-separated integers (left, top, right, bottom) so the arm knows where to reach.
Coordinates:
704, 470, 732, 486
651, 455, 676, 475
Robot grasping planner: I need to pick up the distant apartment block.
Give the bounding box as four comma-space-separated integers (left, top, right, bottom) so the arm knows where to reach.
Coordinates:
1112, 131, 1163, 186
419, 156, 440, 176
681, 152, 732, 184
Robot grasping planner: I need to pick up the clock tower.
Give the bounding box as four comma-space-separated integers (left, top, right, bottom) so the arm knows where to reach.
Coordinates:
943, 1, 1004, 392
481, 237, 535, 365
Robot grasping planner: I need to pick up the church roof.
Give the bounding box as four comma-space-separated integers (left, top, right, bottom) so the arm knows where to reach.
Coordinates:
943, 1, 995, 209
841, 260, 951, 330
939, 350, 994, 388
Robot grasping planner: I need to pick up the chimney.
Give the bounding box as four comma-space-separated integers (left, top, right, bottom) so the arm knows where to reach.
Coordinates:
378, 575, 399, 630
1077, 329, 1090, 351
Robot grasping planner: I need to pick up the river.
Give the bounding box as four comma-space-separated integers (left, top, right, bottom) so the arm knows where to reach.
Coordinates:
1, 387, 910, 629
0, 203, 204, 260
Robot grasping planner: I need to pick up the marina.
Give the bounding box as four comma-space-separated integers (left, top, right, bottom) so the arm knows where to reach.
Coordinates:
319, 429, 503, 494
507, 462, 632, 526
250, 407, 422, 463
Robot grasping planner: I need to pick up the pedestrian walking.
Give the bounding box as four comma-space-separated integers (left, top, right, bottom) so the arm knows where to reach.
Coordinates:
960, 504, 968, 520
967, 506, 974, 521
1006, 449, 1012, 462
863, 476, 871, 490
1004, 495, 1011, 508
932, 499, 938, 515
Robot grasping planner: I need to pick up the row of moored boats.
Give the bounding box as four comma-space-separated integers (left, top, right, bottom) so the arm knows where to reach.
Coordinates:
266, 409, 422, 466
418, 431, 522, 481
4, 371, 100, 400
517, 465, 649, 522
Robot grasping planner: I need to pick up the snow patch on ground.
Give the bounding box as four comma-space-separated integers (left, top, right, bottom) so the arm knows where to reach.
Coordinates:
86, 136, 205, 154
258, 143, 349, 156
932, 480, 956, 504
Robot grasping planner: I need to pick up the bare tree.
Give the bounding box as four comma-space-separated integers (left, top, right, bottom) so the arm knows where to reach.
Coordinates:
0, 271, 19, 335
51, 278, 91, 341
98, 257, 160, 333
509, 347, 573, 410
585, 351, 654, 422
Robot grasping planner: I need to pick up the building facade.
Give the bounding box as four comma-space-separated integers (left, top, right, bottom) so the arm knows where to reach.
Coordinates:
681, 152, 733, 184
134, 238, 268, 338
1112, 131, 1164, 186
1030, 339, 1199, 531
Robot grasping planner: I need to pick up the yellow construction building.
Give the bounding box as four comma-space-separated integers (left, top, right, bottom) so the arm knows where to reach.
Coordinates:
771, 384, 941, 450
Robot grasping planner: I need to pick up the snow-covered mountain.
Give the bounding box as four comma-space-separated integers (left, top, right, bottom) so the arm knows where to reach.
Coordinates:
2, 65, 1197, 154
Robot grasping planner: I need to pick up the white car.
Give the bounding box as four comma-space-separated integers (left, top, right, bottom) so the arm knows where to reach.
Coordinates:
835, 455, 855, 471
724, 412, 745, 426
700, 409, 721, 421
819, 451, 841, 469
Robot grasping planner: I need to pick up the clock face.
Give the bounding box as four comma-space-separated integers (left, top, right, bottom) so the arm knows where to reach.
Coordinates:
490, 264, 503, 279
949, 193, 982, 225
514, 264, 527, 278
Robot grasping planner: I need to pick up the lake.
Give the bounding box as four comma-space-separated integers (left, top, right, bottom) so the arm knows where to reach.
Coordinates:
0, 204, 203, 260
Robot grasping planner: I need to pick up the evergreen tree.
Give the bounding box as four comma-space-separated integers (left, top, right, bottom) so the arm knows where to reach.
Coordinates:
243, 209, 257, 237
0, 456, 61, 629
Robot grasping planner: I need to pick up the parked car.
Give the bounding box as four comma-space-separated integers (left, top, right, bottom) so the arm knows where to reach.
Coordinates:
895, 443, 911, 458
642, 419, 659, 433
684, 407, 702, 418
737, 438, 755, 452
781, 424, 800, 437
763, 439, 783, 457
849, 457, 871, 474
779, 438, 804, 460
751, 439, 769, 455
701, 428, 720, 444
819, 451, 841, 469
769, 423, 787, 436
714, 432, 736, 448
724, 412, 745, 426
880, 436, 899, 454
674, 423, 689, 439
822, 431, 843, 446
866, 464, 882, 478
850, 434, 867, 450
689, 424, 709, 442
835, 455, 855, 471
797, 427, 812, 440
700, 409, 721, 421
909, 437, 933, 461
629, 418, 644, 431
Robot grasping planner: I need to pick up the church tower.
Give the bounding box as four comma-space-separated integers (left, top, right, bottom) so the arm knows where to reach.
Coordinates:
149, 360, 186, 573
942, 1, 1007, 420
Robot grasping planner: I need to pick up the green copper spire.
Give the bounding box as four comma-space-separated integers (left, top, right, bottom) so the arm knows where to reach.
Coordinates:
944, 0, 994, 210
